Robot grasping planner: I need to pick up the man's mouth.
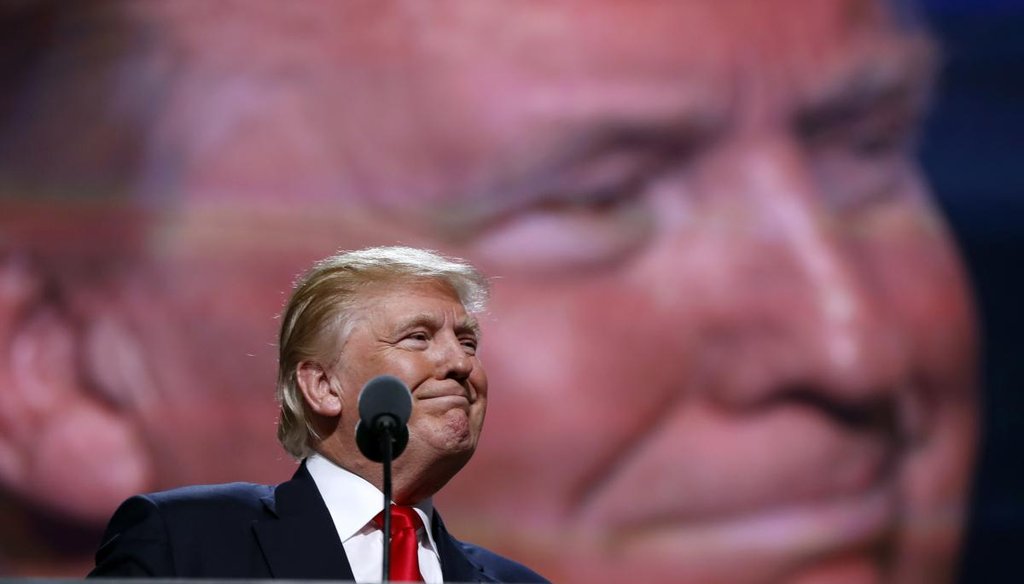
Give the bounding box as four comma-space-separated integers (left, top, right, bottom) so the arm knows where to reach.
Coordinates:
414, 383, 473, 403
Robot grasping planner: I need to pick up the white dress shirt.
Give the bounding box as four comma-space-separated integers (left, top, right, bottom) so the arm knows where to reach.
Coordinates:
305, 453, 444, 583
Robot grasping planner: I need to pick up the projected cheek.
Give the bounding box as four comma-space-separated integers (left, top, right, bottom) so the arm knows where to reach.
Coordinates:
0, 257, 153, 522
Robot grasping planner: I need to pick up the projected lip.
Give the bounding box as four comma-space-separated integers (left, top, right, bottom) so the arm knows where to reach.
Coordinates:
613, 481, 894, 555
573, 401, 900, 564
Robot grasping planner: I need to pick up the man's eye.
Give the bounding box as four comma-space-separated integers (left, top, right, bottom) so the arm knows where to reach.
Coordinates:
460, 338, 478, 354
398, 332, 430, 347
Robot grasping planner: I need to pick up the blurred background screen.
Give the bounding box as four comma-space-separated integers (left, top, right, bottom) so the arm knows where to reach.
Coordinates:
0, 0, 1020, 582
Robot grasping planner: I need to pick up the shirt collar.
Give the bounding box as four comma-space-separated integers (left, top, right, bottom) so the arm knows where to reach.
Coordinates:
305, 453, 436, 547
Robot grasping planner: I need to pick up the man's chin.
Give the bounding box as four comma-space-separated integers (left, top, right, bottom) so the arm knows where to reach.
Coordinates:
432, 443, 477, 480
412, 408, 483, 454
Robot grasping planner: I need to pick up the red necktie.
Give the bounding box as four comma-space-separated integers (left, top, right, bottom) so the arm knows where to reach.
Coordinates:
373, 505, 424, 582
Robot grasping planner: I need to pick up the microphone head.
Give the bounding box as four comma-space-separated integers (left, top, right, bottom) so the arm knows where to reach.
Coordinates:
356, 420, 409, 463
355, 375, 413, 462
358, 375, 413, 426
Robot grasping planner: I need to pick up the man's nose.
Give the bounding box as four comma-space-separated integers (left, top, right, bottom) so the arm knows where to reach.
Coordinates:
432, 333, 474, 381
680, 136, 908, 411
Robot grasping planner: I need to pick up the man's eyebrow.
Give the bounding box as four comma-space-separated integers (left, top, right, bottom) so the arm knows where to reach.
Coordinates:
390, 313, 442, 334
456, 315, 482, 339
796, 35, 937, 131
389, 313, 482, 338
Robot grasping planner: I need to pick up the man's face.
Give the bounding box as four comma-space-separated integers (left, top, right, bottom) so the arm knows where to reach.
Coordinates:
324, 279, 488, 499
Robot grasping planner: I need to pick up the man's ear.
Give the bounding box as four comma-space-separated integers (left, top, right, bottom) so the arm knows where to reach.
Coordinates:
296, 361, 342, 416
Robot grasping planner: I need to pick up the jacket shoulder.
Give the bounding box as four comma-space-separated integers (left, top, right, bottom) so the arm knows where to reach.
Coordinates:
147, 481, 273, 513
90, 482, 275, 577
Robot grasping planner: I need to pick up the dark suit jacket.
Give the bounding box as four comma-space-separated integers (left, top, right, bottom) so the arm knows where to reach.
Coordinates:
89, 462, 547, 582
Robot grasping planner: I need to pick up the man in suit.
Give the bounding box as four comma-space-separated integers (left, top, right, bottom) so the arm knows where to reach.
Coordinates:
89, 246, 547, 582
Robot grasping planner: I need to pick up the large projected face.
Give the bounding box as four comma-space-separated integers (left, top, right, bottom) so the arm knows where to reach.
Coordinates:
0, 0, 976, 582
413, 4, 976, 583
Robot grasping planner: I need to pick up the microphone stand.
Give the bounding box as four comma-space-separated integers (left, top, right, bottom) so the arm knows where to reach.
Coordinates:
377, 417, 397, 581
356, 376, 413, 582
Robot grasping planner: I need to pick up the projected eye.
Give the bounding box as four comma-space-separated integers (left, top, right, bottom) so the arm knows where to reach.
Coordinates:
802, 100, 920, 212
470, 184, 654, 273
460, 137, 700, 274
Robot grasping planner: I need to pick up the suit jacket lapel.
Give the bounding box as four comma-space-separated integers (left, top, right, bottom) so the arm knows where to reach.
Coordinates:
252, 462, 355, 580
433, 511, 491, 583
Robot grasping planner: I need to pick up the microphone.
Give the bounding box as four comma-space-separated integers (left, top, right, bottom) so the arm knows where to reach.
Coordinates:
355, 375, 413, 579
355, 375, 412, 462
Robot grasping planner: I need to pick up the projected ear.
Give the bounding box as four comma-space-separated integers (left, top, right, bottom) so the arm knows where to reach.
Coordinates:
0, 255, 151, 523
296, 361, 342, 416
